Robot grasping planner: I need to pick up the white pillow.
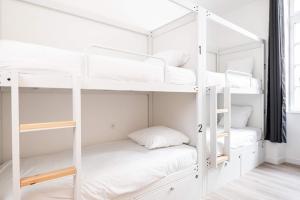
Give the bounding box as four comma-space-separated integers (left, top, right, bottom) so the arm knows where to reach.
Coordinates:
226, 57, 254, 74
219, 105, 252, 128
128, 126, 189, 149
145, 50, 190, 67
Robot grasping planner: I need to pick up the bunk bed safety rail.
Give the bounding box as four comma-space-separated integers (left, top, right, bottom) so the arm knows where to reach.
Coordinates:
1, 67, 78, 77
83, 45, 167, 81
225, 70, 252, 88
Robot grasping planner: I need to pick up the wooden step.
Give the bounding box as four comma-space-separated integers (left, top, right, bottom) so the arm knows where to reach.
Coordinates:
20, 121, 76, 133
217, 155, 229, 164
217, 109, 229, 114
217, 132, 229, 138
20, 167, 76, 187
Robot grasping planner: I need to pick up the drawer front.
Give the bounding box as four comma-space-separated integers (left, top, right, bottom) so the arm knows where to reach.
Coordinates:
241, 144, 260, 175
136, 173, 201, 200
257, 140, 265, 165
207, 150, 241, 193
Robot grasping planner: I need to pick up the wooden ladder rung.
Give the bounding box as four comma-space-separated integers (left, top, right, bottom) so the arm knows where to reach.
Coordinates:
217, 109, 229, 114
20, 121, 76, 133
217, 155, 229, 164
217, 132, 229, 138
20, 167, 76, 187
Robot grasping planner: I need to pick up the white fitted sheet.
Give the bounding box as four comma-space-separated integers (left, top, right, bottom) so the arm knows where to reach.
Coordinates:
206, 71, 261, 90
0, 40, 83, 74
206, 126, 262, 156
0, 139, 197, 200
0, 40, 196, 85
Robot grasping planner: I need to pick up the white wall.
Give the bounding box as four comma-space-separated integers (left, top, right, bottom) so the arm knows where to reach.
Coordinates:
1, 89, 149, 161
285, 114, 300, 165
152, 20, 198, 71
221, 0, 269, 40
0, 0, 147, 52
153, 93, 197, 146
0, 0, 149, 162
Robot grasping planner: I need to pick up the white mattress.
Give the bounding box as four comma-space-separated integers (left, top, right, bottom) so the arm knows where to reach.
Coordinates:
0, 139, 197, 200
206, 71, 261, 90
0, 40, 196, 85
206, 126, 262, 156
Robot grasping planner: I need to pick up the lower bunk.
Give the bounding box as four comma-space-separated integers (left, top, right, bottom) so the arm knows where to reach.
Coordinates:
0, 139, 200, 200
206, 127, 264, 193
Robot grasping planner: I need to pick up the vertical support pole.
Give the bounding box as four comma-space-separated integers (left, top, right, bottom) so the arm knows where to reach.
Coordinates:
11, 72, 21, 200
147, 34, 154, 127
72, 75, 81, 200
262, 41, 267, 140
196, 6, 208, 197
147, 93, 153, 127
147, 33, 154, 55
216, 49, 221, 72
209, 86, 217, 168
224, 86, 231, 161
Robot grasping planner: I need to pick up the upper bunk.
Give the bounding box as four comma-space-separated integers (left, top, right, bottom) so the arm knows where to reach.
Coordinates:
0, 0, 264, 94
150, 4, 265, 95
206, 11, 265, 95
0, 40, 197, 93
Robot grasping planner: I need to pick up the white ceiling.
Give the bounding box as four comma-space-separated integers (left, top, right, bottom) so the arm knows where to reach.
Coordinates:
59, 0, 191, 31
198, 0, 256, 14
35, 0, 256, 32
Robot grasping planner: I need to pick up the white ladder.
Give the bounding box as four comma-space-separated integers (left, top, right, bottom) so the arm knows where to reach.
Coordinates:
209, 85, 231, 168
10, 72, 82, 200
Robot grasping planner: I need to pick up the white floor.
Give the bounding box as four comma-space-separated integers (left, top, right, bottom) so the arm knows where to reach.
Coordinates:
205, 163, 300, 200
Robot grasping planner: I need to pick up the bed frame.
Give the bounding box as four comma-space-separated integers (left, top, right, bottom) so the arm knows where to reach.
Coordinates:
0, 0, 265, 199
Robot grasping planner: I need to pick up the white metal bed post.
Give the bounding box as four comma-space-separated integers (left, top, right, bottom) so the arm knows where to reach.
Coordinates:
223, 86, 231, 161
196, 6, 208, 197
72, 75, 82, 200
147, 33, 154, 127
11, 71, 21, 200
209, 86, 218, 168
262, 40, 267, 141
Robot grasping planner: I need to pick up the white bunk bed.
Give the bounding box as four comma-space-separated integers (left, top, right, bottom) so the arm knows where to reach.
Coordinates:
204, 11, 266, 194
143, 3, 266, 195
0, 1, 206, 200
0, 39, 202, 200
206, 126, 263, 155
0, 40, 197, 93
206, 70, 262, 94
0, 40, 263, 94
0, 1, 265, 200
0, 139, 197, 200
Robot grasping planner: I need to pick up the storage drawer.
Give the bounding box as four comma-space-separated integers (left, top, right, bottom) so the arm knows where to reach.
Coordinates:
257, 140, 265, 165
207, 149, 241, 193
136, 173, 201, 200
241, 143, 260, 175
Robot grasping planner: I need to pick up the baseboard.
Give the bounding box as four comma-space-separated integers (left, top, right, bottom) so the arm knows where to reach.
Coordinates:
285, 158, 300, 166
264, 156, 285, 165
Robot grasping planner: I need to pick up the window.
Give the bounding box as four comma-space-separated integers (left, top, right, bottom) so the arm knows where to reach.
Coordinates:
290, 0, 300, 111
294, 0, 300, 13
